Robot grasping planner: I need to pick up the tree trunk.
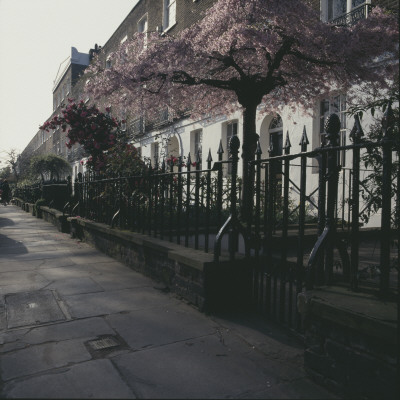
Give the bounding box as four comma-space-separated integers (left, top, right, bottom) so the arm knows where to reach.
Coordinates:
240, 102, 259, 221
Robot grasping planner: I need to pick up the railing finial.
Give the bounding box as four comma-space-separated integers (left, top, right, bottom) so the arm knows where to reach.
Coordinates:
217, 140, 224, 155
207, 148, 213, 163
299, 126, 309, 151
256, 139, 262, 156
324, 113, 341, 147
284, 130, 291, 154
349, 113, 364, 142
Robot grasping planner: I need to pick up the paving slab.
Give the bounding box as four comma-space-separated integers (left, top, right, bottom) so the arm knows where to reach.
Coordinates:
0, 249, 74, 261
38, 265, 92, 280
0, 317, 114, 348
63, 287, 181, 318
112, 334, 302, 399
2, 359, 135, 399
1, 339, 92, 380
46, 277, 104, 296
90, 270, 155, 291
0, 270, 49, 288
106, 304, 217, 350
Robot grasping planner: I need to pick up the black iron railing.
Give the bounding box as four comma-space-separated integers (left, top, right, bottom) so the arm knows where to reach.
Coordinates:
14, 108, 398, 329
13, 179, 72, 212
72, 147, 237, 254
13, 183, 42, 204
247, 106, 398, 328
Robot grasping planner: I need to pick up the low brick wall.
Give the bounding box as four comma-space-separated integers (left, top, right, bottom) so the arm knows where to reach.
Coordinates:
39, 206, 70, 234
69, 217, 252, 312
12, 197, 24, 208
24, 202, 35, 215
11, 201, 253, 312
298, 287, 398, 399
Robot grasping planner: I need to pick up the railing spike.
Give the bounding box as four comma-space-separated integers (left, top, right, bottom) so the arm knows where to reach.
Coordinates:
217, 140, 224, 155
284, 130, 291, 152
349, 113, 364, 142
207, 148, 213, 162
256, 140, 262, 155
299, 126, 309, 147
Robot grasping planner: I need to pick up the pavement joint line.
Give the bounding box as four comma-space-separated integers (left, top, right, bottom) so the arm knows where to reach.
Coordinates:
51, 289, 72, 320
0, 359, 88, 383
109, 357, 141, 398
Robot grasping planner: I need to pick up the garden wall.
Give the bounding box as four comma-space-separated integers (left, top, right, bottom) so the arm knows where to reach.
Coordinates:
69, 217, 252, 312
298, 287, 398, 399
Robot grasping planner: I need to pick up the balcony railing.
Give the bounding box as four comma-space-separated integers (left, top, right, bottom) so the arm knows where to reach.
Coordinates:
128, 116, 145, 138
331, 3, 373, 26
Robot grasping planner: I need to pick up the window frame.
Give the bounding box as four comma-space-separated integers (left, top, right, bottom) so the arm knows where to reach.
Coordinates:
163, 0, 176, 32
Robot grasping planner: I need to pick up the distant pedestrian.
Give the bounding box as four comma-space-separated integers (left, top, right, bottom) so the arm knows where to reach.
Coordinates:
0, 179, 11, 205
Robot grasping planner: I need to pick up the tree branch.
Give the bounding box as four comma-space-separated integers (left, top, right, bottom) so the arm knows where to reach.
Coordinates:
287, 50, 339, 66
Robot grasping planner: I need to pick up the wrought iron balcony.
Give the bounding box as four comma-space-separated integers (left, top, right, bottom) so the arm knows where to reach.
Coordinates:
331, 3, 373, 26
128, 116, 146, 138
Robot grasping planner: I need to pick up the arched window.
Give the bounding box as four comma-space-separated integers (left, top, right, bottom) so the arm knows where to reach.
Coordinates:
268, 115, 283, 158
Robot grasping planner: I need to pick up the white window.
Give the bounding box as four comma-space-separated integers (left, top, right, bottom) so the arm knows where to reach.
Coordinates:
138, 15, 148, 48
138, 16, 148, 34
226, 121, 238, 149
327, 0, 346, 21
120, 35, 128, 45
163, 0, 176, 31
152, 142, 160, 168
191, 129, 203, 169
268, 115, 283, 158
106, 56, 112, 69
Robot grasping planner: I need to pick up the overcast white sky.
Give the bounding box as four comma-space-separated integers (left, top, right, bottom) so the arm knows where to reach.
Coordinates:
0, 0, 138, 166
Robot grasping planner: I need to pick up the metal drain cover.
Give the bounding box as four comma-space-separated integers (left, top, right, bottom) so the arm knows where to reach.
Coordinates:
88, 336, 120, 351
5, 290, 66, 328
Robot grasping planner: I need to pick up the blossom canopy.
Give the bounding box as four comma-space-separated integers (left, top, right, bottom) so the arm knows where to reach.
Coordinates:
84, 0, 399, 120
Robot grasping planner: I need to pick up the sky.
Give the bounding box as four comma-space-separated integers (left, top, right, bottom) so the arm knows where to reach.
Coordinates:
0, 0, 138, 167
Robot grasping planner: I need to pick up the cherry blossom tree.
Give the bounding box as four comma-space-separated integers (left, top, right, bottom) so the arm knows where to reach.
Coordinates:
84, 0, 398, 213
41, 99, 122, 170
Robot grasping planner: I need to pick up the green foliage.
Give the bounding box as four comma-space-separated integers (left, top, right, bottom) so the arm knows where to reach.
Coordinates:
0, 166, 12, 181
347, 81, 399, 227
30, 154, 72, 182
105, 141, 146, 176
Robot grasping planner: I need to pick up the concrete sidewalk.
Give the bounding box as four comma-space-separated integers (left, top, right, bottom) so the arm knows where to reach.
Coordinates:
0, 205, 337, 399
